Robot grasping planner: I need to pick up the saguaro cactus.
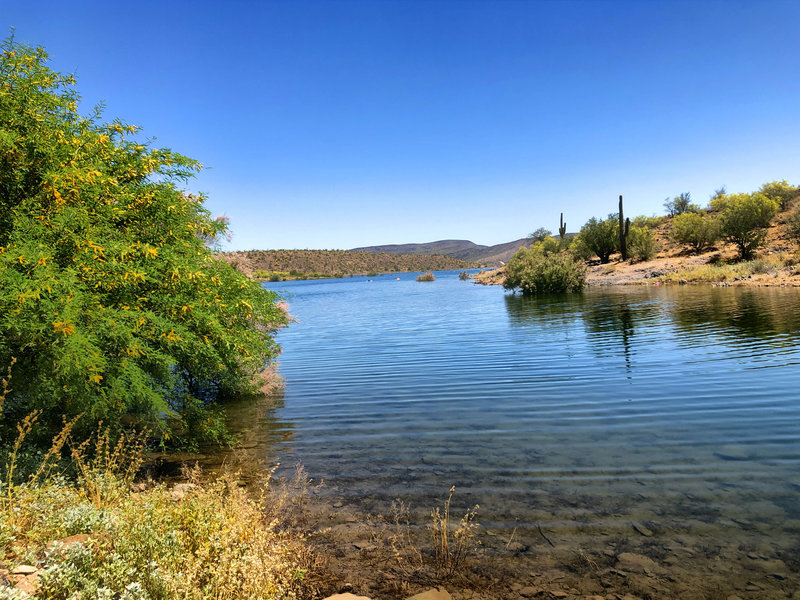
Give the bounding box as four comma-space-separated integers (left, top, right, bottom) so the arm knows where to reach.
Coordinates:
618, 195, 630, 261
559, 213, 567, 239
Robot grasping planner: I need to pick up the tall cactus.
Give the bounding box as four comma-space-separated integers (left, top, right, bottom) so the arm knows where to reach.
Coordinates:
618, 195, 630, 261
559, 213, 567, 239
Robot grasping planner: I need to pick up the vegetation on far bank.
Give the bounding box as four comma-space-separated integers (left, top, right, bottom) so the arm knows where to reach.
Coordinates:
221, 249, 475, 281
501, 180, 800, 294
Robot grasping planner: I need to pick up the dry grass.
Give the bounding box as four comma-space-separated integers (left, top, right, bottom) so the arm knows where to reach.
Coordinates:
390, 486, 480, 584
0, 419, 319, 600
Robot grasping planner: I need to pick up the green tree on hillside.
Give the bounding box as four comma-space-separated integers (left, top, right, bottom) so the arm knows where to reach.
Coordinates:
577, 216, 618, 263
0, 38, 288, 444
671, 212, 721, 253
758, 180, 799, 210
719, 193, 779, 260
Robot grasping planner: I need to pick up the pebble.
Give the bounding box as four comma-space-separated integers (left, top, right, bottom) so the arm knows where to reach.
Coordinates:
631, 521, 653, 537
11, 565, 37, 575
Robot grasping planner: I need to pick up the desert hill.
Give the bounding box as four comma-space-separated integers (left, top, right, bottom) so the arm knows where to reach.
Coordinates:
352, 237, 531, 265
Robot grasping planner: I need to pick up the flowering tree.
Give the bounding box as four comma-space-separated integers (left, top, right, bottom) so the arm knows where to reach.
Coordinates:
0, 38, 287, 444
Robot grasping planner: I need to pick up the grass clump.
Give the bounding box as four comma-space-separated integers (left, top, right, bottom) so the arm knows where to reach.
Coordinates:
416, 272, 436, 282
391, 486, 480, 585
1, 418, 317, 600
658, 257, 782, 283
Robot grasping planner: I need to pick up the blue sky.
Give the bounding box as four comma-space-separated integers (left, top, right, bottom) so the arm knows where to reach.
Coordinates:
4, 0, 800, 250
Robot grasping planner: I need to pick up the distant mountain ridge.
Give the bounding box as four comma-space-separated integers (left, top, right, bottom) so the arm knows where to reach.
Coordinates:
352, 238, 531, 265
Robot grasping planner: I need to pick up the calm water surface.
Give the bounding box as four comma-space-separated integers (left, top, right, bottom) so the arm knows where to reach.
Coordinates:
249, 271, 799, 593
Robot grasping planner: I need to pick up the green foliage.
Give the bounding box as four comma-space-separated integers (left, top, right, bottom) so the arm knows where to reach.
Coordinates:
416, 271, 435, 282
527, 227, 552, 243
719, 193, 779, 260
663, 192, 699, 216
632, 214, 667, 229
671, 212, 721, 254
578, 216, 618, 264
503, 246, 586, 294
785, 202, 800, 244
627, 225, 658, 262
0, 38, 288, 444
758, 179, 799, 210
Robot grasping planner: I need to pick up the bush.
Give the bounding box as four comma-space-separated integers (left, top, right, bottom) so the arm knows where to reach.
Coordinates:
627, 226, 658, 262
1, 423, 316, 600
671, 212, 721, 253
720, 192, 779, 260
416, 272, 435, 281
578, 216, 618, 263
786, 203, 800, 244
0, 38, 288, 444
758, 180, 799, 210
503, 247, 586, 294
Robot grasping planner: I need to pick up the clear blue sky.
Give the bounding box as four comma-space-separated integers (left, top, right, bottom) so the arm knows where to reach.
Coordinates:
4, 0, 800, 250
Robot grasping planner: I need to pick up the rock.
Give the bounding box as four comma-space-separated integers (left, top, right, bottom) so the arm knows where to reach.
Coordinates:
14, 573, 39, 596
585, 596, 605, 600
406, 588, 452, 600
171, 482, 197, 499
507, 541, 528, 552
47, 533, 92, 550
11, 565, 37, 575
352, 541, 377, 552
631, 522, 653, 537
714, 445, 750, 461
322, 594, 372, 600
551, 592, 568, 599
616, 552, 660, 575
518, 586, 543, 598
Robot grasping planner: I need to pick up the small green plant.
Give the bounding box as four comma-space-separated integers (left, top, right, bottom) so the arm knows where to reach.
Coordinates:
416, 272, 435, 282
70, 425, 149, 509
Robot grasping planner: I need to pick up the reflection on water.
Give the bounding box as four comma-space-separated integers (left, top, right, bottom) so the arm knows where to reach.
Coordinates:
234, 274, 800, 596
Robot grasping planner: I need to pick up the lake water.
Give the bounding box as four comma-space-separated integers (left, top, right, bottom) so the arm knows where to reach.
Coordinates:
248, 271, 800, 597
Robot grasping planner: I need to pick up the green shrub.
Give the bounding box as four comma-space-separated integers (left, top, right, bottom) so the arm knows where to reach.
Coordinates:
627, 226, 658, 262
720, 193, 779, 260
503, 247, 586, 294
671, 212, 721, 253
578, 216, 618, 263
758, 180, 799, 210
416, 272, 435, 282
0, 38, 288, 444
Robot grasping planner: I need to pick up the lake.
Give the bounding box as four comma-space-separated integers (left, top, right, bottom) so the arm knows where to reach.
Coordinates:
246, 271, 800, 597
